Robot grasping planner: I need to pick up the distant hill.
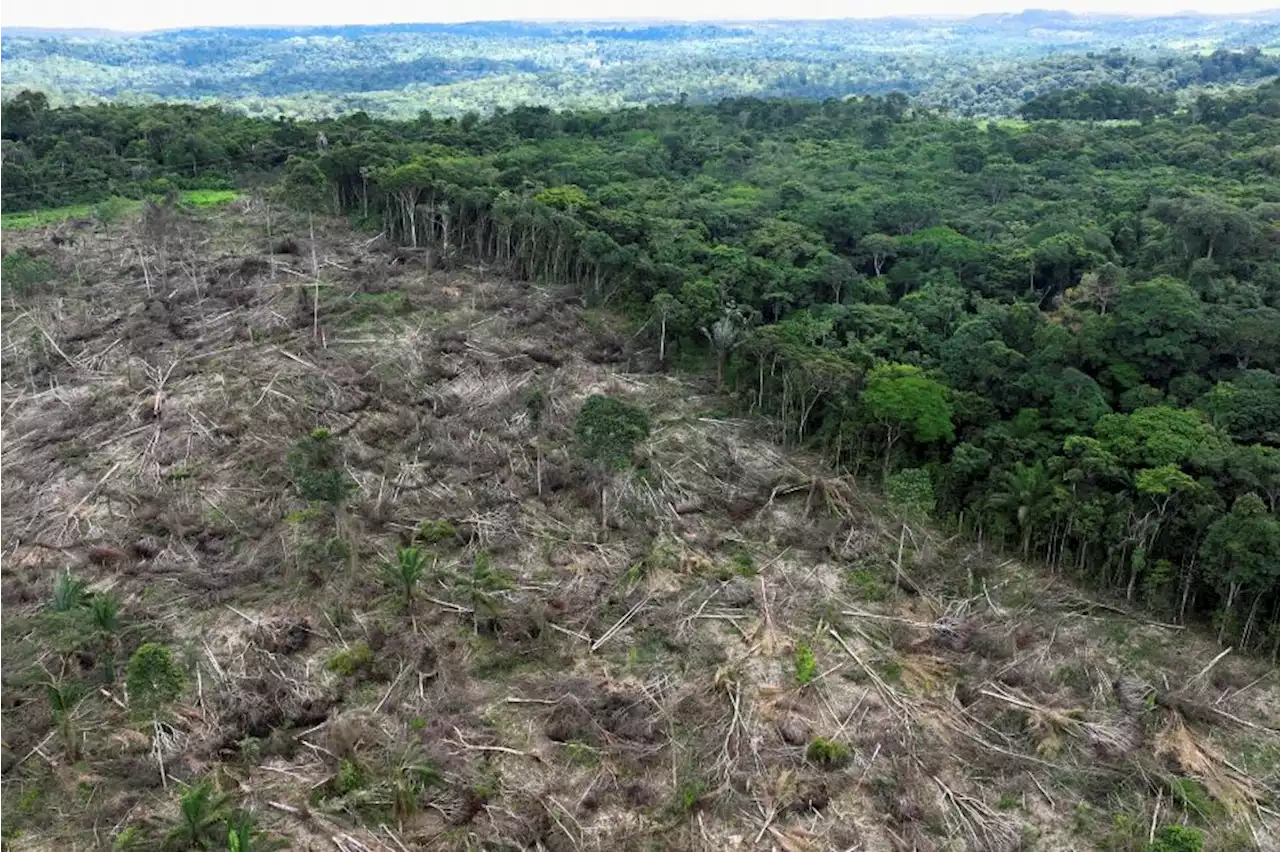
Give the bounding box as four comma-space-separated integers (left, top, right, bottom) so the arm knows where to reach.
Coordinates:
2, 12, 1278, 118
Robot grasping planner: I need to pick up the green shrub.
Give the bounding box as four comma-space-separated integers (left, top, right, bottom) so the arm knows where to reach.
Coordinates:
126, 643, 185, 717
1146, 825, 1204, 852
1, 250, 54, 299
886, 467, 936, 517
325, 642, 373, 677
794, 642, 818, 686
805, 737, 850, 768
286, 428, 353, 506
415, 518, 458, 545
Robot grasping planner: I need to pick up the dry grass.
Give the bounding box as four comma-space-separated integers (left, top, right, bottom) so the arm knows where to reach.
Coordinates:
2, 204, 1278, 851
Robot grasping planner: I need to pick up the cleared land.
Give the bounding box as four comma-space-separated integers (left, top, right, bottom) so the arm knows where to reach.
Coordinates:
1, 202, 1278, 851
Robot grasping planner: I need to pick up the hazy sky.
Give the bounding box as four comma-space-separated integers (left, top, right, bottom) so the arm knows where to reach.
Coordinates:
3, 0, 1277, 32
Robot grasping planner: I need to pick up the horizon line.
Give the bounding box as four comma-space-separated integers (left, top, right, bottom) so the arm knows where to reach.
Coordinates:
6, 8, 1280, 35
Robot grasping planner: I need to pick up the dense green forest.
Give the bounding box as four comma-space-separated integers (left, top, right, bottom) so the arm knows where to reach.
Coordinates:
3, 78, 1280, 654
4, 11, 1280, 118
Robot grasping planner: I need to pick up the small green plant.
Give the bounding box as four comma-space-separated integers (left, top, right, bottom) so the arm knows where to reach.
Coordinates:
562, 741, 600, 767
51, 570, 88, 612
458, 550, 513, 633
1167, 777, 1222, 822
166, 780, 232, 851
89, 593, 123, 682
286, 428, 353, 507
574, 394, 651, 527
379, 545, 429, 615
44, 679, 81, 761
805, 737, 850, 768
415, 518, 458, 545
848, 568, 889, 602
794, 642, 818, 686
997, 792, 1022, 810
731, 546, 757, 576
876, 658, 904, 684
674, 776, 708, 814
334, 759, 367, 795
225, 809, 287, 852
325, 642, 373, 677
126, 643, 185, 718
409, 717, 427, 730
1146, 825, 1204, 852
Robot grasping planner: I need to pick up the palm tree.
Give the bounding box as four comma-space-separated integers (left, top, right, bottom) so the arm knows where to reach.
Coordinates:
987, 462, 1055, 560
165, 780, 231, 851
224, 810, 286, 852
380, 546, 428, 616
45, 679, 79, 761
90, 593, 123, 682
52, 570, 88, 612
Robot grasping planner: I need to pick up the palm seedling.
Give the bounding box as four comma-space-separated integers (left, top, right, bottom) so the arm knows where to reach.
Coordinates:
380, 545, 429, 616
52, 569, 88, 612
165, 780, 232, 851
89, 592, 123, 682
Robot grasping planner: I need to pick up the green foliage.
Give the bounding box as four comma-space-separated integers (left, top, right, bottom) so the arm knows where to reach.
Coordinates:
1146, 825, 1204, 852
794, 642, 818, 685
285, 428, 353, 506
126, 643, 184, 718
51, 570, 88, 613
415, 518, 458, 545
574, 395, 651, 473
886, 467, 936, 518
225, 810, 286, 852
165, 780, 232, 851
379, 546, 429, 614
805, 737, 850, 768
1, 249, 55, 299
325, 642, 373, 677
92, 195, 135, 226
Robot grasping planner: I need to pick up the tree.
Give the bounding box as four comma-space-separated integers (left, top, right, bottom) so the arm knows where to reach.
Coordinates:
1199, 494, 1280, 644
987, 461, 1056, 559
574, 395, 651, 527
857, 233, 897, 277
860, 364, 954, 479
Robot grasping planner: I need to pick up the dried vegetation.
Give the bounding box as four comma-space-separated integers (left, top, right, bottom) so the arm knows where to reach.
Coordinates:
2, 203, 1278, 851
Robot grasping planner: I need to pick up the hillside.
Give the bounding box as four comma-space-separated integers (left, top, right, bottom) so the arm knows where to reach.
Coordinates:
2, 12, 1280, 118
2, 200, 1278, 851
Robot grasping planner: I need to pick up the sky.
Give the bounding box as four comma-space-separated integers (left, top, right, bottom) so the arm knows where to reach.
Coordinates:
3, 0, 1278, 32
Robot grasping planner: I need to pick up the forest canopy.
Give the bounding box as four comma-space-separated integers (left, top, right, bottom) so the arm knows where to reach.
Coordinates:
3, 69, 1280, 651
3, 11, 1280, 119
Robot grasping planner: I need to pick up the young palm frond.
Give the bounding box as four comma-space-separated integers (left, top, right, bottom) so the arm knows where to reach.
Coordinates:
380, 545, 429, 615
45, 679, 81, 761
225, 809, 287, 852
90, 593, 123, 682
166, 780, 232, 851
52, 570, 88, 612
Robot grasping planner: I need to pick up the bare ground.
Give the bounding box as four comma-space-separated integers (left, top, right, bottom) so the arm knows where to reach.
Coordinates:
2, 201, 1278, 851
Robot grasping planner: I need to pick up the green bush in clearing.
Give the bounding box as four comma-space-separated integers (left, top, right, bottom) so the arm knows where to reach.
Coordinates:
1146, 825, 1204, 852
326, 642, 373, 677
805, 737, 850, 768
794, 642, 818, 685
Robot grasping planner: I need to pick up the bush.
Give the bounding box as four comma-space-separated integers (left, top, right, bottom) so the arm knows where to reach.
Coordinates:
325, 642, 373, 677
805, 737, 850, 768
794, 642, 818, 685
286, 428, 353, 506
1146, 825, 1204, 852
126, 643, 185, 717
1, 250, 54, 299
